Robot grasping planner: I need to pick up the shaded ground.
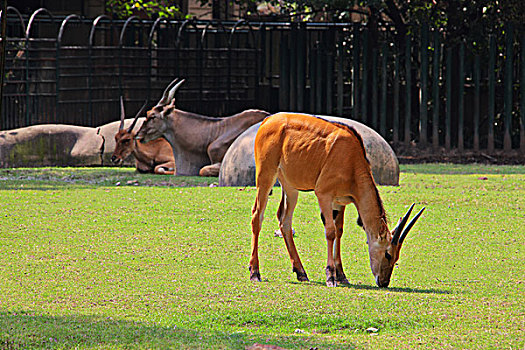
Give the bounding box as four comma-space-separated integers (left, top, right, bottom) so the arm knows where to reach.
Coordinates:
394, 145, 525, 165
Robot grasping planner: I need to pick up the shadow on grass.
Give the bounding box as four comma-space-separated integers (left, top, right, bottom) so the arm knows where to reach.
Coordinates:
0, 312, 243, 349
290, 281, 452, 294
0, 311, 357, 350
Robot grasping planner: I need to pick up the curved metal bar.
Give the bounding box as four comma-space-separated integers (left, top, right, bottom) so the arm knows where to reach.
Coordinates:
26, 8, 55, 39
200, 20, 227, 49
146, 17, 171, 105
200, 21, 213, 49
175, 19, 200, 49
118, 15, 142, 47
5, 6, 26, 35
148, 17, 170, 46
88, 16, 114, 125
89, 15, 112, 47
228, 19, 256, 49
57, 14, 81, 45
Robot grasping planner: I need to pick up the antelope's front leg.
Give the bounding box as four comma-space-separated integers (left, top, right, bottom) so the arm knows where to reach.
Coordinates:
317, 194, 337, 287
250, 200, 262, 282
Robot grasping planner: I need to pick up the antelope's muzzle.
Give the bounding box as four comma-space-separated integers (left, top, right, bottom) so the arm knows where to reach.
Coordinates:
376, 276, 390, 288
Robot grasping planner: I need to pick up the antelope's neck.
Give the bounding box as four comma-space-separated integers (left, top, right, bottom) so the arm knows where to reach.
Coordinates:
355, 179, 389, 240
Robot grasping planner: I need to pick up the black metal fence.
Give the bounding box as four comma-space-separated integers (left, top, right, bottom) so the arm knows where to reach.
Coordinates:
1, 7, 261, 129
1, 7, 524, 154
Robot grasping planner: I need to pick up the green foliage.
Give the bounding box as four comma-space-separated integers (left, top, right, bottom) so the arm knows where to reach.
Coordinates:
106, 0, 182, 19
228, 0, 523, 47
0, 164, 523, 349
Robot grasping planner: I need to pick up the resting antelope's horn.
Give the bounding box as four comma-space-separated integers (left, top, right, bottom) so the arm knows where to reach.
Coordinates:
157, 78, 181, 106
127, 99, 149, 133
119, 96, 126, 130
166, 78, 185, 103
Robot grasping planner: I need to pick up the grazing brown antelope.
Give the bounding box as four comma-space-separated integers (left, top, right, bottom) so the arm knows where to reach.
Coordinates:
135, 78, 270, 177
249, 113, 425, 288
111, 98, 176, 175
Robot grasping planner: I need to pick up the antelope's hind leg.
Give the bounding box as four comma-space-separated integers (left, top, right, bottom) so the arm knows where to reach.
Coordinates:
278, 178, 308, 282
333, 207, 349, 284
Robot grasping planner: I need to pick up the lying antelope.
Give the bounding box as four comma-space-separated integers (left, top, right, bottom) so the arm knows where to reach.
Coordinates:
111, 98, 176, 175
135, 78, 269, 177
249, 113, 425, 288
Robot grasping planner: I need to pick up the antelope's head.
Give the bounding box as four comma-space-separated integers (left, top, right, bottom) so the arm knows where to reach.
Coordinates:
111, 97, 148, 165
135, 78, 185, 144
368, 204, 425, 288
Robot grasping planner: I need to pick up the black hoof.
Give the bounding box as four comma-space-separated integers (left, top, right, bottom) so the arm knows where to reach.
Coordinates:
326, 278, 337, 287
336, 270, 350, 285
326, 266, 337, 287
293, 267, 309, 282
249, 266, 261, 282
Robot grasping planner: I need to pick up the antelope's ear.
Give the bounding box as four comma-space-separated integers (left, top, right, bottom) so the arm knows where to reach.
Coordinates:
162, 106, 174, 118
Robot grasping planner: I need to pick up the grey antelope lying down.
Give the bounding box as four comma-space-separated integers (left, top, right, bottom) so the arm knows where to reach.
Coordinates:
135, 78, 269, 177
250, 113, 425, 288
111, 98, 176, 175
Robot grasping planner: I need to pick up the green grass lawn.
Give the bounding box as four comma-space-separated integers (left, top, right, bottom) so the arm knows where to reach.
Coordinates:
0, 165, 523, 349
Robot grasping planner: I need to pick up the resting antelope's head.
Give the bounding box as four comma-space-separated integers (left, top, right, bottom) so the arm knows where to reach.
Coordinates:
135, 78, 185, 144
111, 97, 148, 165
367, 204, 425, 287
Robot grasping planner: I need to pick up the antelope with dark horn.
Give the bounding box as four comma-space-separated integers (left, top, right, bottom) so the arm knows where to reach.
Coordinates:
249, 112, 425, 288
111, 97, 176, 175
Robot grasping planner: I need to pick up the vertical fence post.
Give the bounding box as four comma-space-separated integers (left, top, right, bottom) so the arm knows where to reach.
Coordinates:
521, 34, 525, 153
297, 23, 306, 112
289, 24, 297, 111
352, 25, 360, 120
259, 23, 266, 86
361, 28, 368, 123
420, 24, 429, 147
432, 29, 440, 149
380, 43, 387, 136
337, 33, 344, 116
473, 55, 480, 151
487, 34, 496, 153
88, 32, 93, 126
404, 34, 411, 144
503, 22, 514, 152
56, 36, 61, 124
25, 34, 30, 126
326, 49, 333, 114
393, 52, 400, 143
279, 36, 290, 111
309, 44, 316, 113
458, 42, 465, 151
325, 29, 334, 114
445, 47, 452, 150
371, 47, 378, 129
315, 45, 322, 114
0, 1, 8, 126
